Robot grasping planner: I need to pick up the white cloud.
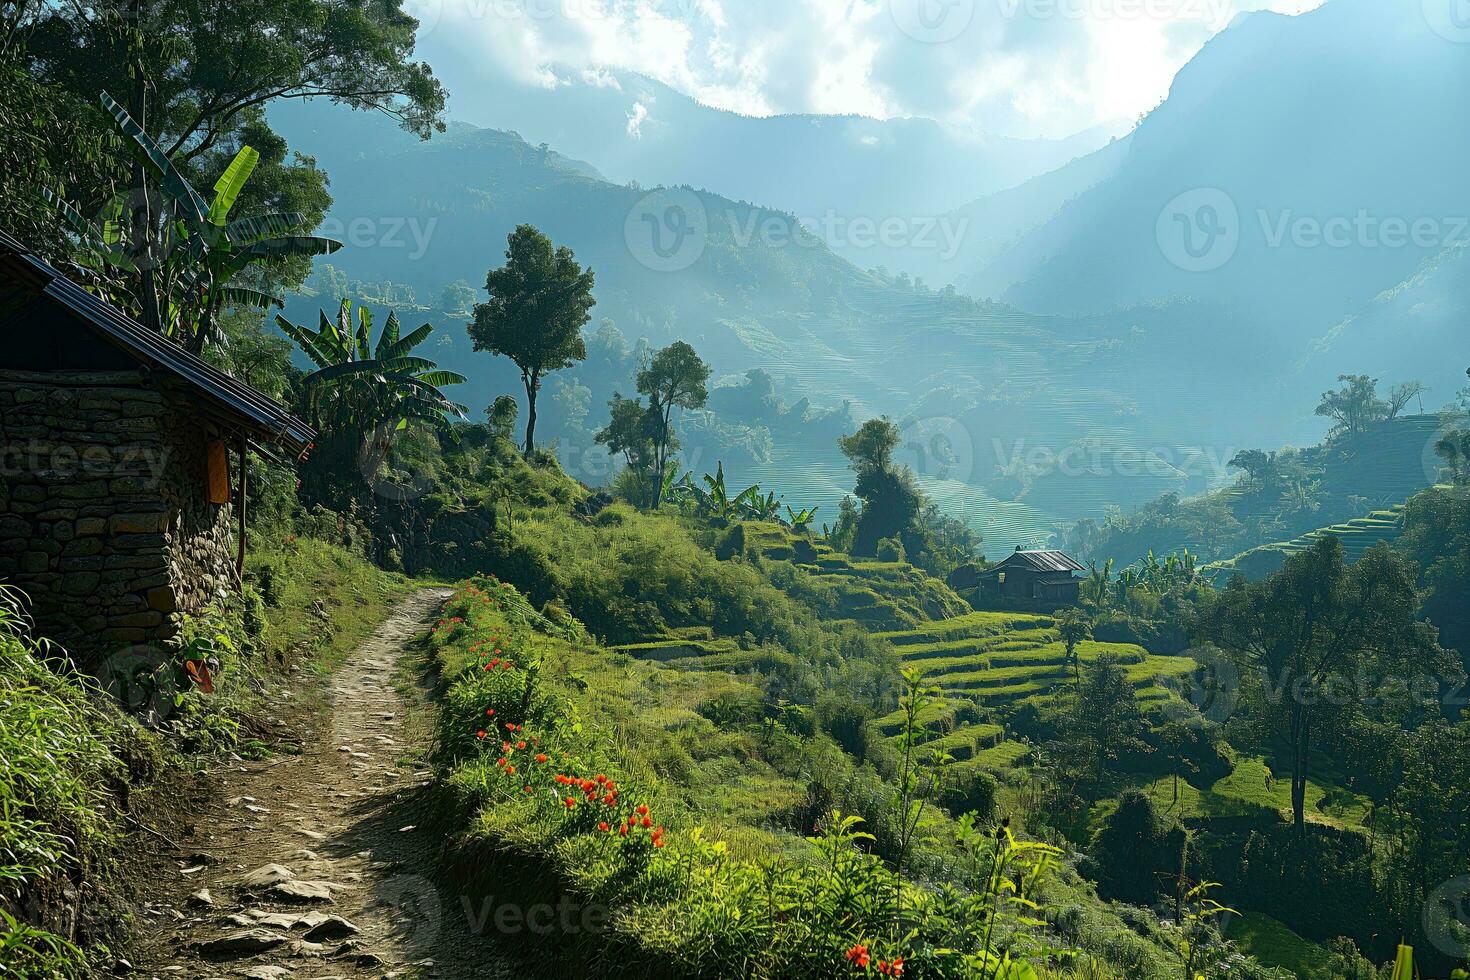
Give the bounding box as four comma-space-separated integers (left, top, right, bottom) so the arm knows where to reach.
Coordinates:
626, 99, 650, 136
409, 0, 1323, 137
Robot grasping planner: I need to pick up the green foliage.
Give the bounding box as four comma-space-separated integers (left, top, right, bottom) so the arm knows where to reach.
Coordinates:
0, 586, 159, 977
427, 580, 1078, 979
1193, 537, 1458, 834
1085, 791, 1185, 906
1315, 374, 1389, 441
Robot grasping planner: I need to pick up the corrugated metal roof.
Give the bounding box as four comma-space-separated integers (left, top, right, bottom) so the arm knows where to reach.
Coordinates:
996, 550, 1085, 573
0, 231, 314, 456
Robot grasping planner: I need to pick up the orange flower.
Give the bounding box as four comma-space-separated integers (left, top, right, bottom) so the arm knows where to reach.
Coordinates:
636, 805, 649, 816
598, 821, 610, 832
476, 730, 487, 740
564, 797, 576, 809
845, 944, 870, 969
653, 839, 666, 848
641, 816, 652, 828
536, 753, 549, 764
505, 765, 515, 775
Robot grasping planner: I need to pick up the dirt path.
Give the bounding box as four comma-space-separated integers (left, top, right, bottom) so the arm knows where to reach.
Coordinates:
124, 588, 518, 980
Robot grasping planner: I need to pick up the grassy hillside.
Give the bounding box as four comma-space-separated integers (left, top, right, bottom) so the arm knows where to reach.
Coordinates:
1204, 503, 1410, 582
423, 578, 1203, 978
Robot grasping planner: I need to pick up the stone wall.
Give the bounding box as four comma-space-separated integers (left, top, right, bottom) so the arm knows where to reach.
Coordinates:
0, 369, 235, 668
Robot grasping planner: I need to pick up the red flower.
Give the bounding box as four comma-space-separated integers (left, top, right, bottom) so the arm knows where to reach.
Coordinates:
476, 730, 487, 740
877, 958, 904, 977
536, 754, 549, 764
619, 825, 629, 837
564, 797, 576, 809
598, 821, 610, 832
522, 786, 532, 794
516, 741, 526, 750
845, 944, 870, 969
485, 708, 496, 717
636, 805, 649, 817
505, 765, 515, 775
653, 839, 666, 848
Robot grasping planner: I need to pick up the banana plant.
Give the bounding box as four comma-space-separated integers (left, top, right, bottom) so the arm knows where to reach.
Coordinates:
276, 300, 467, 439
785, 505, 819, 532
668, 463, 762, 522
48, 91, 340, 353
741, 489, 783, 522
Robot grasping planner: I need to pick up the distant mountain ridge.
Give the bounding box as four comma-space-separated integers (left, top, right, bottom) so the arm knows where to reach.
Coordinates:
417, 67, 1117, 277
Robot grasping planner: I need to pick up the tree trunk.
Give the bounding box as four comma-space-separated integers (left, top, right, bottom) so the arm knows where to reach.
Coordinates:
522, 370, 538, 454
127, 0, 162, 333
1289, 704, 1309, 836
649, 405, 670, 510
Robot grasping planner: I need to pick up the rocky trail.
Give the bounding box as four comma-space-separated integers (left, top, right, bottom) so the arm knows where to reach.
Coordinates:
121, 588, 517, 980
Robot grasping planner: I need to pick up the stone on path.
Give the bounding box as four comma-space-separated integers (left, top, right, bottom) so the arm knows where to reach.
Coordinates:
269, 879, 337, 904
241, 864, 296, 889
301, 915, 359, 942
197, 929, 288, 958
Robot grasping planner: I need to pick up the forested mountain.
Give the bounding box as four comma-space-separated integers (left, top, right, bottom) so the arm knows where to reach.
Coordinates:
411, 66, 1118, 271
956, 0, 1470, 415
270, 100, 1273, 546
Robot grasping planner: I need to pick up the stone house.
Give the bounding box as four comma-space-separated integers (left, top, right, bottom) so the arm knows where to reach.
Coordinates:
0, 232, 313, 668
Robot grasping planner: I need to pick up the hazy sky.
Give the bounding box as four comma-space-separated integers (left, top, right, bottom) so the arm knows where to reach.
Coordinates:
406, 0, 1324, 139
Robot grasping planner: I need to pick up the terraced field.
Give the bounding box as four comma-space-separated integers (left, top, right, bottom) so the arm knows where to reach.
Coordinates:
875, 612, 1193, 708
871, 610, 1197, 774
1204, 502, 1411, 581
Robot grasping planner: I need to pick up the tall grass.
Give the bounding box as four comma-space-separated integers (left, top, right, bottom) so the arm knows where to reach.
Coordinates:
0, 585, 148, 977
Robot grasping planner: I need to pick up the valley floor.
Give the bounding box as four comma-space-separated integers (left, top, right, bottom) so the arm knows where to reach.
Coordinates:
123, 589, 518, 980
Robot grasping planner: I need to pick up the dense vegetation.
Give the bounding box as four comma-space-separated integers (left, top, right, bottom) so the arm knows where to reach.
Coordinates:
5, 2, 1470, 976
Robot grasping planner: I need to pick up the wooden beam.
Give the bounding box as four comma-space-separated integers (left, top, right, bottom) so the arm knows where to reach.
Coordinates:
236, 435, 248, 589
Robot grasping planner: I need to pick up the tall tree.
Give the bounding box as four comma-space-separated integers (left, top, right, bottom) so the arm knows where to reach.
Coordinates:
469, 225, 596, 453
1191, 538, 1451, 835
838, 418, 924, 556
636, 341, 710, 508
594, 393, 658, 505
1057, 609, 1093, 686
1315, 374, 1388, 440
